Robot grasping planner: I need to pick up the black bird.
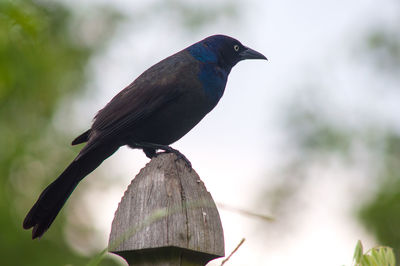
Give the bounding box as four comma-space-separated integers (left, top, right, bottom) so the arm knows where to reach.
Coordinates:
23, 34, 267, 239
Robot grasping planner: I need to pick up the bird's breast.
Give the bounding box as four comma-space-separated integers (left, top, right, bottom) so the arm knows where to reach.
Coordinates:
197, 64, 227, 104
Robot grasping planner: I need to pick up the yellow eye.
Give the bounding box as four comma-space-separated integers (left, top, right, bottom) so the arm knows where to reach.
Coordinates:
234, 44, 240, 52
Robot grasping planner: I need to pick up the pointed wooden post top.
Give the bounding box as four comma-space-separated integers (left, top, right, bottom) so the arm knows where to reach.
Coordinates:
108, 153, 225, 265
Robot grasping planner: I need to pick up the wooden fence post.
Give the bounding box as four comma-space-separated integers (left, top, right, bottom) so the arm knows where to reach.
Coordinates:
108, 153, 225, 265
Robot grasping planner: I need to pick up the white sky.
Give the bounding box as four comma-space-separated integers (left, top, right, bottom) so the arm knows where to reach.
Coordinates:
57, 0, 398, 265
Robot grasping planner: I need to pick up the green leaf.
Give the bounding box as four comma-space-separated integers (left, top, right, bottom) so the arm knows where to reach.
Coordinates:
354, 240, 364, 263
370, 248, 382, 265
352, 241, 397, 266
385, 247, 396, 266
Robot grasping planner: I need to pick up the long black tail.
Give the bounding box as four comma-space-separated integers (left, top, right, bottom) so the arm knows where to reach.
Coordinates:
23, 142, 118, 239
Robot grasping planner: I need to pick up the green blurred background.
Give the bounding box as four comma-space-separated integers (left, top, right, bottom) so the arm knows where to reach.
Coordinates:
0, 0, 121, 264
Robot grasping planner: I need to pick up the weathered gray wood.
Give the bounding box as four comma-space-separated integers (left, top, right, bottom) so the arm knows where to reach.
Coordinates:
108, 153, 224, 266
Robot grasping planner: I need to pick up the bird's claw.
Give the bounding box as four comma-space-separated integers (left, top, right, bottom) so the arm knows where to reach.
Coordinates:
136, 142, 192, 170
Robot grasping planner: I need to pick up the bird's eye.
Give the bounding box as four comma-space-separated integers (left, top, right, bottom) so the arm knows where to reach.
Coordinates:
233, 44, 240, 52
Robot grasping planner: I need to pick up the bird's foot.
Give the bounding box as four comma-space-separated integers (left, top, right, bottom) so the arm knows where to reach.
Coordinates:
136, 142, 192, 169
143, 147, 157, 158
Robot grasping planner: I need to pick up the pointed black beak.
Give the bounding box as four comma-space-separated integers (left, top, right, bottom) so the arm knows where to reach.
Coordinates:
239, 46, 268, 60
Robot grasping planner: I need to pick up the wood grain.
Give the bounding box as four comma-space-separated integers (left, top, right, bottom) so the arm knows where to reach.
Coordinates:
108, 153, 224, 265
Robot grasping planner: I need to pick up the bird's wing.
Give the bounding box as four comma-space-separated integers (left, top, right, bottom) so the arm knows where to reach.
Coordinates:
91, 52, 198, 142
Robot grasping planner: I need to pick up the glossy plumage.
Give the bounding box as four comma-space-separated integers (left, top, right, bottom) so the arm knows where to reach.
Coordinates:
23, 35, 267, 239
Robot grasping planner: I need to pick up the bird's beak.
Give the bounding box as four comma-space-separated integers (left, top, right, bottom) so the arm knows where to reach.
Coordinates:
239, 46, 268, 61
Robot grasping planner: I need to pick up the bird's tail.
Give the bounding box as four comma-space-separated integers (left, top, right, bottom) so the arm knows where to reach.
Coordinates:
23, 142, 118, 239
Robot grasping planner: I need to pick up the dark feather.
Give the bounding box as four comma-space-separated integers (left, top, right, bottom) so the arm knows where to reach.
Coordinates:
71, 129, 91, 145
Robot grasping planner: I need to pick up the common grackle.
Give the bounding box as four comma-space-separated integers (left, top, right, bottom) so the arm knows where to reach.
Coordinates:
23, 35, 267, 239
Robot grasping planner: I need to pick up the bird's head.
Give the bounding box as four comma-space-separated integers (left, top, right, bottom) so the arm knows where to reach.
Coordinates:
187, 35, 267, 71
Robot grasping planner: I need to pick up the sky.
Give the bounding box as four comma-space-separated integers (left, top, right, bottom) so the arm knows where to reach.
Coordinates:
56, 0, 396, 265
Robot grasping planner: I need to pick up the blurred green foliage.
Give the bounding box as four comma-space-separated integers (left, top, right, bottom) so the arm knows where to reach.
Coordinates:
359, 133, 400, 259
155, 0, 237, 30
0, 0, 119, 264
283, 95, 353, 157
127, 0, 238, 32
366, 28, 400, 75
272, 3, 400, 262
356, 16, 400, 259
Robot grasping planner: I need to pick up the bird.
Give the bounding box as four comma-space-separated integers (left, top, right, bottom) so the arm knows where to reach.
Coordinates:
23, 34, 267, 239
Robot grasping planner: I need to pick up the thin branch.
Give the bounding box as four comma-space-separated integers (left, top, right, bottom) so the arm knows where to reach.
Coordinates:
220, 238, 246, 266
217, 202, 275, 222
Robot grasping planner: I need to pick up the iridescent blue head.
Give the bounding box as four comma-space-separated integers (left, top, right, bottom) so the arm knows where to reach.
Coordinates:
187, 34, 267, 72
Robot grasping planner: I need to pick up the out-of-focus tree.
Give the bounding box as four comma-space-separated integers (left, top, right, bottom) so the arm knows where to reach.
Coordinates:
263, 0, 400, 261
0, 0, 120, 265
357, 18, 400, 258
359, 133, 400, 258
